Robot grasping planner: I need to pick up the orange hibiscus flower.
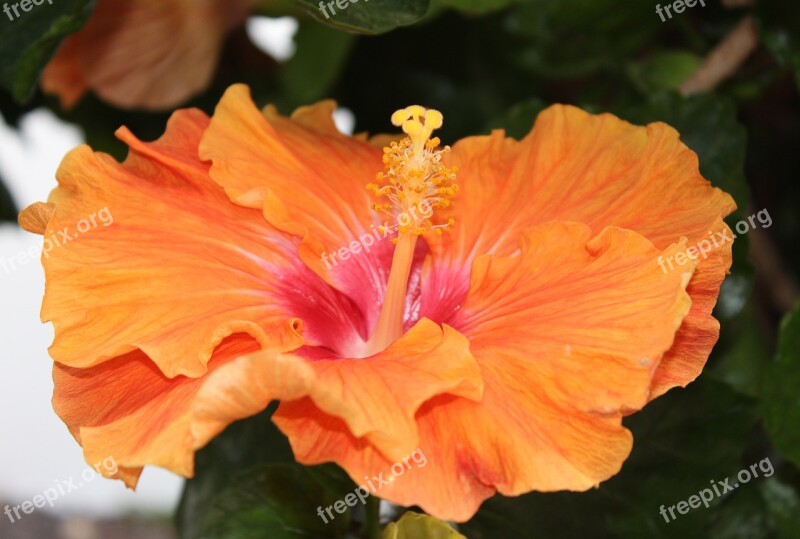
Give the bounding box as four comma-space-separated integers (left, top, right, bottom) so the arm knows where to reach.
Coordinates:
41, 0, 253, 110
20, 84, 735, 521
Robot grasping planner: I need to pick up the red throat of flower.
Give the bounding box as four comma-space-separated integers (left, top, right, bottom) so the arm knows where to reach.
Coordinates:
362, 106, 459, 356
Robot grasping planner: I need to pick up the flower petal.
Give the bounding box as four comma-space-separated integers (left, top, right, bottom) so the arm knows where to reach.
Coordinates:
53, 333, 305, 488
62, 316, 479, 486
274, 319, 482, 461
41, 0, 250, 110
431, 105, 735, 396
454, 222, 695, 412
21, 108, 350, 378
275, 222, 697, 521
199, 86, 416, 345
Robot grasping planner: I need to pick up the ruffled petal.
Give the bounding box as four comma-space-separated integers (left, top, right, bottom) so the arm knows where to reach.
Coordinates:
200, 86, 420, 347
427, 105, 735, 396
20, 108, 362, 377
52, 333, 305, 488
56, 316, 480, 488
275, 222, 696, 521
41, 0, 250, 110
273, 319, 482, 461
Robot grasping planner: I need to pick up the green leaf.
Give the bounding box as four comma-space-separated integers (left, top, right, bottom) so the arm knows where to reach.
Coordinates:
627, 51, 703, 94
304, 463, 358, 496
759, 477, 800, 537
293, 0, 429, 35
200, 464, 351, 539
383, 512, 465, 539
757, 0, 800, 88
763, 300, 800, 469
439, 0, 516, 15
176, 404, 296, 539
507, 0, 662, 79
0, 171, 17, 222
279, 21, 356, 107
484, 97, 546, 139
0, 0, 96, 103
708, 476, 800, 539
712, 300, 769, 397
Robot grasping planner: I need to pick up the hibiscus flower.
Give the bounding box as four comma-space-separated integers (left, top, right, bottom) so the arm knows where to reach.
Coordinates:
41, 0, 253, 110
20, 84, 735, 521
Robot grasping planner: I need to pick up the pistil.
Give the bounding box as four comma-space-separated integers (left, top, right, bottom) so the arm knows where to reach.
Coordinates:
362, 106, 458, 356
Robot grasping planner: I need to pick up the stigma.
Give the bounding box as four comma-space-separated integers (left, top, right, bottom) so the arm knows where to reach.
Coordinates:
366, 105, 458, 238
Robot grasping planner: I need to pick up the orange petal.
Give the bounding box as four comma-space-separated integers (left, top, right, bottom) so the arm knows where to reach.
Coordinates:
29, 108, 316, 378
53, 334, 307, 488
649, 217, 733, 398
200, 86, 411, 335
276, 222, 696, 521
433, 105, 735, 397
275, 319, 482, 461
57, 317, 481, 487
18, 202, 55, 234
41, 0, 251, 110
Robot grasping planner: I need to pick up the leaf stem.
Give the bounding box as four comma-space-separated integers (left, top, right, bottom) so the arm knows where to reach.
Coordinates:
364, 495, 381, 539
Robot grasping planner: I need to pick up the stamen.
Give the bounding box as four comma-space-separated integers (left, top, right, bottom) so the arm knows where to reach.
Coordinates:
362, 106, 457, 356
366, 106, 458, 236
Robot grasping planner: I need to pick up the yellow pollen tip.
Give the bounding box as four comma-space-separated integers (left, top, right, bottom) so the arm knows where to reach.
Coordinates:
366, 105, 457, 236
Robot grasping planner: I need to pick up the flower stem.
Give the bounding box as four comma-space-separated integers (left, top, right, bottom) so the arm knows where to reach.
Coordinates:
364, 495, 381, 539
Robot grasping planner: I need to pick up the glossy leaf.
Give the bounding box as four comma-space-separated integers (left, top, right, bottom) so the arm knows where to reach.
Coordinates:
0, 0, 96, 103
439, 0, 516, 15
763, 300, 800, 469
627, 51, 703, 94
757, 0, 800, 88
293, 0, 429, 34
199, 464, 351, 539
280, 20, 356, 107
176, 404, 296, 539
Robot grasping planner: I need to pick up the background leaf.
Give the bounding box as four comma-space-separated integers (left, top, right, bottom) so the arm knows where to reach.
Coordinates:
757, 0, 800, 88
0, 0, 96, 102
0, 172, 17, 222
293, 0, 429, 34
198, 464, 352, 539
176, 404, 295, 539
763, 301, 800, 469
280, 21, 357, 107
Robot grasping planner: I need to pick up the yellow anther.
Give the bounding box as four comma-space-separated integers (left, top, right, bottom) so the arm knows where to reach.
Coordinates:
366, 105, 458, 237
402, 120, 423, 137
424, 110, 443, 129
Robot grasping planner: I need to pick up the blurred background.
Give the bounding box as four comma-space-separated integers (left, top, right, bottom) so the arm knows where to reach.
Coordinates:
1, 0, 799, 537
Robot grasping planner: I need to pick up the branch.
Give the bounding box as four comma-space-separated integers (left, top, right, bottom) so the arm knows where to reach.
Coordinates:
679, 15, 759, 95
